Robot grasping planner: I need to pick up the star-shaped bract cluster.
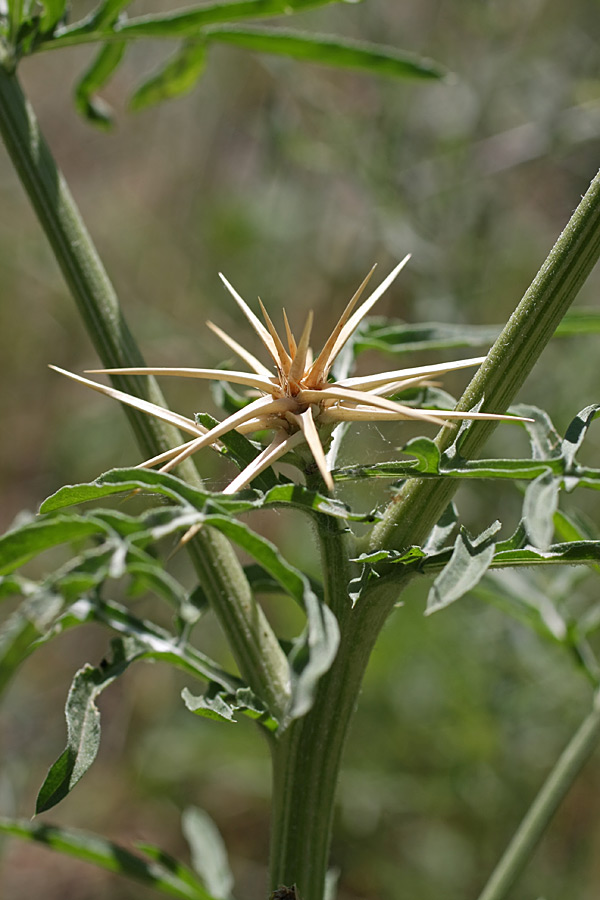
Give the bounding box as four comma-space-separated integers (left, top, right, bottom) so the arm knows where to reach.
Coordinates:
51, 256, 527, 493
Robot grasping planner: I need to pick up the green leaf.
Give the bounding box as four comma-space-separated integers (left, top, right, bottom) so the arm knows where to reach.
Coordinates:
401, 436, 441, 473
59, 596, 242, 691
40, 467, 373, 522
203, 24, 447, 80
561, 404, 600, 473
195, 411, 277, 490
199, 514, 339, 722
472, 571, 568, 644
36, 637, 138, 813
0, 515, 108, 574
44, 1, 356, 49
0, 818, 216, 899
350, 318, 500, 356
182, 683, 277, 730
130, 41, 206, 112
523, 470, 559, 549
39, 0, 66, 33
0, 590, 63, 694
181, 807, 234, 900
346, 309, 600, 359
423, 502, 458, 553
426, 521, 501, 615
75, 41, 127, 128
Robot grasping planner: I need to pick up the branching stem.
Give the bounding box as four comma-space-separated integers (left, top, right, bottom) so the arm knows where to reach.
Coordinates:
0, 66, 290, 721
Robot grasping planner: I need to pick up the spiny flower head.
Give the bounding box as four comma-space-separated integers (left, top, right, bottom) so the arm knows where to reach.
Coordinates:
51, 256, 529, 494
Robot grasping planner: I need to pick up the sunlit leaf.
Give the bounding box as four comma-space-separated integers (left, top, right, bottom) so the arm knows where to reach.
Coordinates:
36, 637, 139, 812
426, 521, 501, 615
0, 818, 216, 899
182, 683, 277, 730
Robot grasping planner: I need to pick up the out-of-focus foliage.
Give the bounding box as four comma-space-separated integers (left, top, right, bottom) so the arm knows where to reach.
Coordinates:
1, 1, 600, 899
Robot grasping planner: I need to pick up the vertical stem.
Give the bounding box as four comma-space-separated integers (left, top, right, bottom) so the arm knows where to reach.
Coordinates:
369, 168, 600, 554
269, 596, 391, 899
269, 496, 406, 898
477, 692, 600, 900
0, 65, 290, 720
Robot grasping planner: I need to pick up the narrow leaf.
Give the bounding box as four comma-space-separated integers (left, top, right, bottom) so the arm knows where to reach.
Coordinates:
36, 637, 141, 812
131, 41, 206, 111
0, 516, 108, 574
203, 25, 447, 80
181, 807, 234, 900
75, 41, 126, 128
523, 470, 559, 549
0, 818, 216, 899
39, 0, 66, 33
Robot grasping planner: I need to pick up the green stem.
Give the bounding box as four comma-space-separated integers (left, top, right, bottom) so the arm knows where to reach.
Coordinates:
269, 581, 402, 899
476, 692, 600, 900
369, 167, 600, 554
0, 65, 290, 721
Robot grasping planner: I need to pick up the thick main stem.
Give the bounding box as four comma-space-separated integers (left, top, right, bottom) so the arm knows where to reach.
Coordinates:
269, 168, 600, 899
269, 576, 406, 898
0, 65, 290, 720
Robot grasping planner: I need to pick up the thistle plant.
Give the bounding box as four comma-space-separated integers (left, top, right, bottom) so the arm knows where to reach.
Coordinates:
51, 256, 529, 496
2, 2, 600, 900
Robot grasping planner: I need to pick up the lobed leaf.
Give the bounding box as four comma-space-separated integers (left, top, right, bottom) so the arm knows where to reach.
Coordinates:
183, 683, 277, 730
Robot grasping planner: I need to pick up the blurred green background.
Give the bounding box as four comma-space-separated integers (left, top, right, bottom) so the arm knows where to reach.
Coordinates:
2, 0, 600, 898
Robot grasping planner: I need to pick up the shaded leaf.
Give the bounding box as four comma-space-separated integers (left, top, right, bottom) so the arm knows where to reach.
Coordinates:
39, 0, 66, 33
45, 0, 365, 48
472, 570, 568, 644
202, 25, 447, 81
75, 41, 126, 128
423, 502, 459, 553
58, 596, 242, 691
0, 818, 216, 899
181, 807, 234, 900
346, 309, 600, 359
0, 590, 63, 694
198, 515, 339, 722
130, 41, 206, 111
0, 516, 108, 574
195, 411, 277, 490
523, 470, 559, 549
